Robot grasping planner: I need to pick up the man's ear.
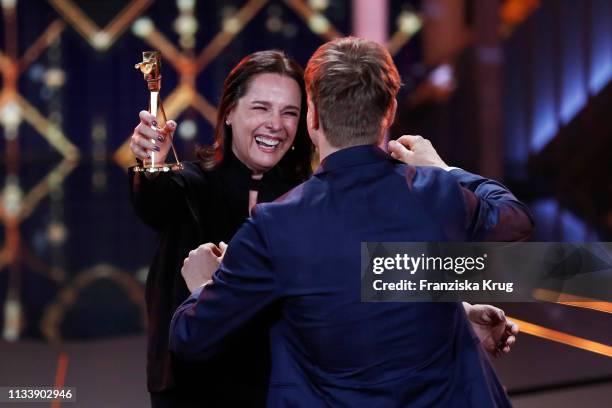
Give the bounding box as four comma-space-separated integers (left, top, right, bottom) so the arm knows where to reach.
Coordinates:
382, 99, 397, 131
307, 97, 320, 148
307, 97, 319, 130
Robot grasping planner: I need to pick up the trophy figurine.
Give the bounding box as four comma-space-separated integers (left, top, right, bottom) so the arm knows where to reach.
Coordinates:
133, 51, 183, 172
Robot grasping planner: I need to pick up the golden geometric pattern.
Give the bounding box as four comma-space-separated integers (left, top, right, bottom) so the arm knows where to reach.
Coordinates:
0, 1, 82, 341
40, 263, 147, 343
48, 0, 153, 52
0, 9, 79, 272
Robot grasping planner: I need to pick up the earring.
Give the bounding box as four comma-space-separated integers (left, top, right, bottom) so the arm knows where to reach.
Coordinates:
225, 119, 231, 126
291, 145, 295, 151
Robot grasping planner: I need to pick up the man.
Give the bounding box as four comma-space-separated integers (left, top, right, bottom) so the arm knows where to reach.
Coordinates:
171, 37, 532, 406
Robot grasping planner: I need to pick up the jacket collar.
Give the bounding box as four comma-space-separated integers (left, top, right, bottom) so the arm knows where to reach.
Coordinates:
218, 147, 293, 192
314, 144, 390, 176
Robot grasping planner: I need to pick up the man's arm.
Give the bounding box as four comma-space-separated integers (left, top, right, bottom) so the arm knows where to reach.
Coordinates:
388, 135, 534, 241
169, 208, 280, 362
451, 168, 533, 241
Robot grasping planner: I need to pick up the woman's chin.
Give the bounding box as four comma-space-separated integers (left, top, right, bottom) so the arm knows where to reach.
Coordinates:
249, 151, 285, 172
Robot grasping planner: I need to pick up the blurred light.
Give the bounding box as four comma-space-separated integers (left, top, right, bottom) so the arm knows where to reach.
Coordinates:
44, 68, 66, 88
47, 127, 64, 145
48, 172, 63, 189
178, 119, 197, 140
136, 266, 148, 283
266, 16, 283, 33
2, 180, 23, 217
28, 64, 45, 82
47, 222, 68, 245
533, 288, 612, 314
174, 14, 198, 36
3, 300, 21, 342
588, 1, 612, 94
91, 32, 110, 50
500, 0, 540, 32
132, 17, 154, 38
397, 11, 421, 35
531, 199, 596, 241
530, 60, 557, 153
589, 63, 612, 94
223, 17, 241, 34
510, 316, 612, 357
176, 0, 195, 12
308, 14, 330, 34
0, 102, 22, 135
1, 0, 16, 10
308, 0, 329, 11
179, 36, 195, 49
429, 64, 455, 89
531, 113, 556, 153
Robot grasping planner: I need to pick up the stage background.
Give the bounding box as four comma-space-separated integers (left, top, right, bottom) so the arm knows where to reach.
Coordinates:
0, 0, 610, 406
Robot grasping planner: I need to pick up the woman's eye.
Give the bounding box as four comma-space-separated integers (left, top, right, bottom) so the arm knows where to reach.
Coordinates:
284, 111, 298, 117
253, 106, 266, 111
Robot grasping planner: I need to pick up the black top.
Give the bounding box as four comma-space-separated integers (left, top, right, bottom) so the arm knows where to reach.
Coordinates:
129, 151, 298, 406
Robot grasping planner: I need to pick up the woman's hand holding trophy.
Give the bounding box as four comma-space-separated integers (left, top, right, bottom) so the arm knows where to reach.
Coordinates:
131, 51, 183, 173
130, 110, 176, 166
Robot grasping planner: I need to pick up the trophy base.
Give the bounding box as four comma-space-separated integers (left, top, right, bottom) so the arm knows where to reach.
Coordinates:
133, 162, 184, 173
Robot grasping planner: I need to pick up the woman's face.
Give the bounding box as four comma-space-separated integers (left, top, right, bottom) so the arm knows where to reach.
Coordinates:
227, 73, 302, 174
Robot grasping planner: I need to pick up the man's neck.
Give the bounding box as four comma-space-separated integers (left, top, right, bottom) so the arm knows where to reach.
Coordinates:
317, 142, 341, 163
317, 134, 384, 163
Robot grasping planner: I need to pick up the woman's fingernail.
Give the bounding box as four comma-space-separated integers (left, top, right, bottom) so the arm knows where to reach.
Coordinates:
152, 120, 158, 127
154, 146, 161, 152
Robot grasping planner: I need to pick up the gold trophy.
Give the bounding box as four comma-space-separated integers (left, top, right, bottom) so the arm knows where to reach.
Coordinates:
133, 51, 183, 172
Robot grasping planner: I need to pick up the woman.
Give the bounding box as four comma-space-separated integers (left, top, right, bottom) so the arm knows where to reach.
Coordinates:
129, 50, 313, 408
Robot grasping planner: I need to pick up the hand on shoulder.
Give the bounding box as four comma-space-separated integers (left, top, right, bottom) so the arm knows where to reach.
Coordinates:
388, 135, 451, 171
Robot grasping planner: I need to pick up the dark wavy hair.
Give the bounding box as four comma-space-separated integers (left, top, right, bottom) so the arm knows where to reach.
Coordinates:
197, 50, 313, 183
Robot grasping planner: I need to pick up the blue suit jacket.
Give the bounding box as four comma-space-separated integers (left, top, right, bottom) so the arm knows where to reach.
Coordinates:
170, 145, 533, 407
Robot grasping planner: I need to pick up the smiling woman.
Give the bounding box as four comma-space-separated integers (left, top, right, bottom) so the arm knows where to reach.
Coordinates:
197, 50, 313, 182
128, 50, 314, 408
228, 73, 302, 174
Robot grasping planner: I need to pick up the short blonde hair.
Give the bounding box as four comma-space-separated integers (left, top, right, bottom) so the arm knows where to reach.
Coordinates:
304, 37, 401, 147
